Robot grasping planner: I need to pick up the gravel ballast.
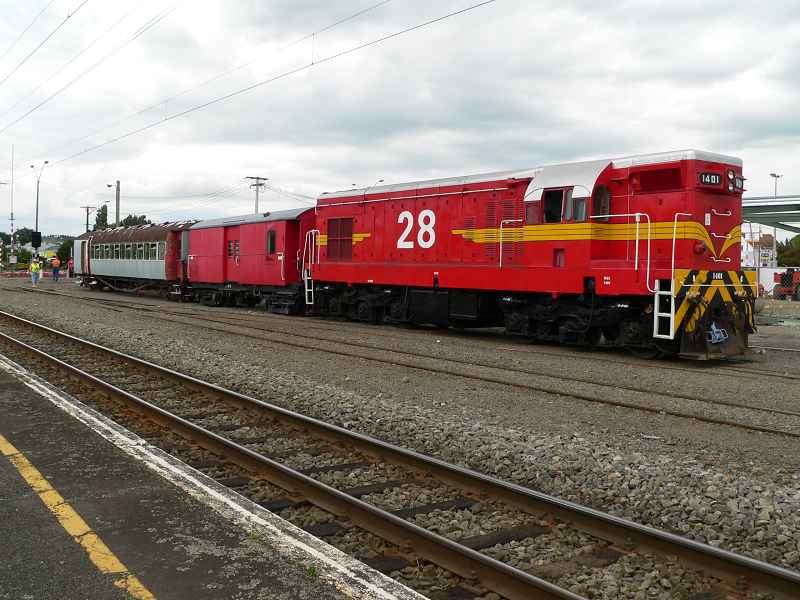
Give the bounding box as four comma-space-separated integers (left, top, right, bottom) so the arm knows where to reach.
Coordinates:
1, 282, 798, 588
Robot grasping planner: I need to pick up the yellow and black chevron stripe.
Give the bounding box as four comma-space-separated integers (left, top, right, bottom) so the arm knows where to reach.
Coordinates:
673, 269, 757, 335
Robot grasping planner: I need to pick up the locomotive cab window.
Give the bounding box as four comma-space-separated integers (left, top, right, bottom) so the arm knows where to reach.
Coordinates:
592, 185, 611, 222
525, 200, 541, 225
267, 229, 276, 254
543, 189, 564, 223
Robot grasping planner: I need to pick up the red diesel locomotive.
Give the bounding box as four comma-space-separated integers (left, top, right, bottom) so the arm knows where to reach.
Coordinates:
75, 149, 756, 359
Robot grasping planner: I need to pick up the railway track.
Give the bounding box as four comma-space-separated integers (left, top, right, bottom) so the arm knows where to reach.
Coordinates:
6, 284, 796, 378
0, 310, 798, 600
6, 286, 799, 439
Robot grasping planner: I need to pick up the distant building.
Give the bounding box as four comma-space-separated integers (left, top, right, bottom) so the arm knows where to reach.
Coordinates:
741, 232, 777, 268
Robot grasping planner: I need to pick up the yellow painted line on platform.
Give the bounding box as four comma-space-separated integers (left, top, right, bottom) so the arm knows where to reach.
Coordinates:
0, 434, 156, 600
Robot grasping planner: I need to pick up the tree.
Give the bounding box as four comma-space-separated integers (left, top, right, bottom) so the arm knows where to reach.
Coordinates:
57, 238, 74, 263
93, 205, 108, 230
15, 227, 33, 246
0, 231, 9, 245
120, 214, 151, 227
777, 234, 800, 266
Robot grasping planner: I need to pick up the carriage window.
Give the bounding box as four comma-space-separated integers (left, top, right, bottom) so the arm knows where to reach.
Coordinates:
105, 244, 111, 259
592, 185, 611, 222
327, 218, 353, 261
137, 243, 144, 260
114, 244, 120, 259
267, 230, 276, 254
158, 241, 165, 260
150, 243, 158, 260
543, 190, 564, 223
125, 244, 132, 259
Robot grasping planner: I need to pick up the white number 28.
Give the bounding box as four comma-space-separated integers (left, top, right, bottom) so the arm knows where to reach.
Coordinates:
397, 209, 436, 249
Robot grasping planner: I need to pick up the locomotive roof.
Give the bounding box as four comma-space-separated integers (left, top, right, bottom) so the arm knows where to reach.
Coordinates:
79, 221, 196, 243
318, 149, 742, 201
191, 207, 313, 230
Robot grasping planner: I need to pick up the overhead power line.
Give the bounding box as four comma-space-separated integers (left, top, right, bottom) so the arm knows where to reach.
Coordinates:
49, 0, 497, 169
0, 0, 90, 89
0, 5, 141, 122
32, 0, 393, 163
0, 0, 58, 64
0, 5, 175, 137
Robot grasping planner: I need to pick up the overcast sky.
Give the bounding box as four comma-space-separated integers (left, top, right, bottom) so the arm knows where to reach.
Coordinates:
0, 0, 797, 237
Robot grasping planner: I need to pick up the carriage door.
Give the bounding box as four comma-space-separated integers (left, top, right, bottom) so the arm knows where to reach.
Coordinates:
224, 226, 241, 282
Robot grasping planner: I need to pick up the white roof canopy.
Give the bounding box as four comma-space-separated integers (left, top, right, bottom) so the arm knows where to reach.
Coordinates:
522, 159, 611, 202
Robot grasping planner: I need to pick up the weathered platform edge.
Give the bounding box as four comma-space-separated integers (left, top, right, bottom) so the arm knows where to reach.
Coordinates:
0, 352, 425, 600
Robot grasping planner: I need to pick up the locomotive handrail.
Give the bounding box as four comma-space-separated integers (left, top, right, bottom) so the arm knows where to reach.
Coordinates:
710, 257, 733, 263
590, 212, 656, 293
711, 208, 732, 217
671, 213, 693, 288
499, 218, 523, 268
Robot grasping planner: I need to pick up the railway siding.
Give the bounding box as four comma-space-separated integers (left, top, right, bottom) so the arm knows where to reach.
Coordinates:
1, 313, 798, 599
0, 282, 798, 590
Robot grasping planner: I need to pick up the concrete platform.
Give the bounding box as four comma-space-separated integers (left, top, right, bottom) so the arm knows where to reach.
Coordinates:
0, 355, 423, 600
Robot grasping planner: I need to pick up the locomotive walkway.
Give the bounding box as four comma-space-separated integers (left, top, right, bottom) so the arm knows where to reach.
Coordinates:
0, 361, 422, 600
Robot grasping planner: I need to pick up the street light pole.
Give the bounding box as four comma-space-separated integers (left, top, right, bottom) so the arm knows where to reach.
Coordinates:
769, 173, 782, 267
29, 160, 48, 247
107, 180, 120, 226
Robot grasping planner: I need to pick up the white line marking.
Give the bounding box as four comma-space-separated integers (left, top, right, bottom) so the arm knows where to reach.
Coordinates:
0, 354, 425, 600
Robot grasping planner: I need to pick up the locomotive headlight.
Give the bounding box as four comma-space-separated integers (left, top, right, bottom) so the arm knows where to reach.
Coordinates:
728, 182, 735, 192
727, 169, 735, 181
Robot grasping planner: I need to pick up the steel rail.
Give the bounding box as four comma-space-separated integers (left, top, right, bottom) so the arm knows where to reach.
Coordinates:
23, 301, 800, 439
1, 310, 800, 599
0, 325, 581, 600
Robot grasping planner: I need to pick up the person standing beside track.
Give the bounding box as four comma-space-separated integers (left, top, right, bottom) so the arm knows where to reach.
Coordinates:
51, 256, 61, 282
30, 257, 41, 287
67, 257, 74, 279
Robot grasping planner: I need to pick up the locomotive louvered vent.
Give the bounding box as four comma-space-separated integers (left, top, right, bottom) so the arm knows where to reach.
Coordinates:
484, 198, 497, 259
638, 168, 682, 192
501, 198, 522, 260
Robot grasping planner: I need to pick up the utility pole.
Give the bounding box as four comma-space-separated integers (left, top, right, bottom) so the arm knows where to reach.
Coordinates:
0, 180, 7, 266
81, 202, 109, 232
245, 176, 268, 213
81, 206, 93, 233
107, 180, 120, 226
9, 144, 14, 259
29, 160, 48, 248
